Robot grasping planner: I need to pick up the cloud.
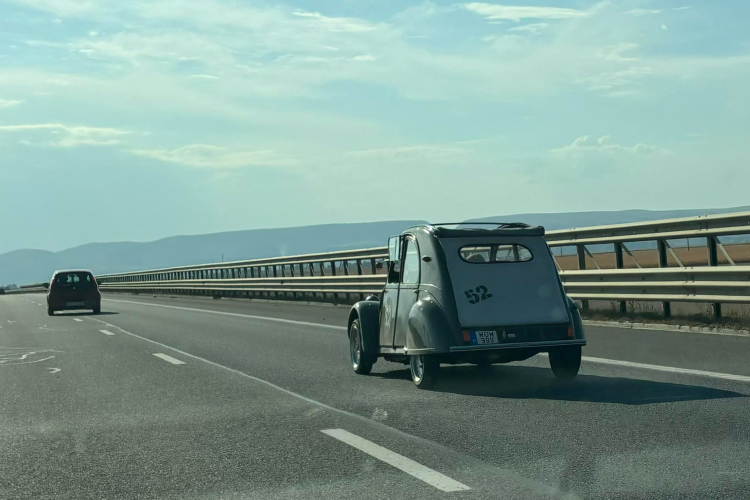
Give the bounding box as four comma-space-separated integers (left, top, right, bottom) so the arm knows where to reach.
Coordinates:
0, 98, 24, 108
508, 23, 549, 35
661, 24, 668, 31
462, 3, 585, 22
624, 9, 662, 16
130, 144, 293, 169
577, 66, 653, 95
673, 6, 692, 11
291, 11, 377, 33
0, 123, 129, 147
345, 141, 490, 167
551, 136, 672, 157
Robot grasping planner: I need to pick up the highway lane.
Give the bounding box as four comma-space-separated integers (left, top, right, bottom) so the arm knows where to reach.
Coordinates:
2, 293, 749, 499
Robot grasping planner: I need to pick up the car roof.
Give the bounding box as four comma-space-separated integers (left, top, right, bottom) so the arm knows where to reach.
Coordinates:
53, 269, 95, 275
403, 222, 545, 238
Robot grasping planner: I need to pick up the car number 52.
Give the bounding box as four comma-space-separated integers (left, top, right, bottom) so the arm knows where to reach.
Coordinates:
465, 285, 493, 304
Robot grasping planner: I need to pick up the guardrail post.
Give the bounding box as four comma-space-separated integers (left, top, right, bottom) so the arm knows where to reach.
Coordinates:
614, 243, 627, 314
576, 245, 589, 313
329, 261, 339, 302
707, 237, 722, 319
356, 259, 364, 301
342, 259, 350, 303
657, 240, 671, 318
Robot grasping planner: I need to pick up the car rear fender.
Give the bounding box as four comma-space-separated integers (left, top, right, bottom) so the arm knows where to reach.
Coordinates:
406, 293, 456, 353
348, 301, 380, 361
566, 296, 585, 340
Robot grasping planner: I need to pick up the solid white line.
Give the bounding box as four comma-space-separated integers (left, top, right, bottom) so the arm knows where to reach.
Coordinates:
321, 429, 470, 492
535, 353, 750, 383
72, 318, 83, 322
99, 329, 116, 336
152, 353, 186, 365
103, 298, 346, 331
581, 355, 750, 383
104, 298, 750, 384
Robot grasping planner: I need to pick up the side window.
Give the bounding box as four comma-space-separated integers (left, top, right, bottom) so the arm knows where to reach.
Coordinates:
387, 236, 402, 284
401, 239, 420, 284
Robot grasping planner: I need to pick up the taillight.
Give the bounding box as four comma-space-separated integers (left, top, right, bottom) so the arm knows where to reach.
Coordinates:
567, 325, 575, 338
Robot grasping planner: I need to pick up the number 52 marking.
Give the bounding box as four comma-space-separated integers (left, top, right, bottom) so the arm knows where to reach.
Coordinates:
465, 285, 493, 304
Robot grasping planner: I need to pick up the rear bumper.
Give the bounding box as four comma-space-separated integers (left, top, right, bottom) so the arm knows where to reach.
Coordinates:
449, 339, 586, 352
48, 301, 100, 310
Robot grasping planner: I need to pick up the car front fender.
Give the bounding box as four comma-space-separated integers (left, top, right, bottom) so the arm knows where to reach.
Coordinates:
348, 300, 380, 361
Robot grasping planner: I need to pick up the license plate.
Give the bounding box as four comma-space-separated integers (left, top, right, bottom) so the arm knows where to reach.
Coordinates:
470, 330, 499, 345
66, 301, 85, 307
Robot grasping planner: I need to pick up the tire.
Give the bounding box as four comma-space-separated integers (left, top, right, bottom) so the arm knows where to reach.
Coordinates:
349, 319, 373, 375
47, 308, 54, 316
410, 354, 440, 389
93, 305, 101, 314
549, 346, 582, 380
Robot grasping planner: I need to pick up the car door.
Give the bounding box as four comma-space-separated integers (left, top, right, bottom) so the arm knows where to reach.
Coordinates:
393, 236, 420, 348
378, 236, 401, 347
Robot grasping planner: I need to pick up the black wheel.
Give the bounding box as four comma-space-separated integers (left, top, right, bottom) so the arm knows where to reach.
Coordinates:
410, 354, 440, 389
349, 319, 373, 375
93, 306, 101, 314
47, 308, 54, 316
549, 346, 581, 380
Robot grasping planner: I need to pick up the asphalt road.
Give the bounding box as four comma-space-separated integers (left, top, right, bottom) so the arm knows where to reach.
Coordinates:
1, 293, 749, 499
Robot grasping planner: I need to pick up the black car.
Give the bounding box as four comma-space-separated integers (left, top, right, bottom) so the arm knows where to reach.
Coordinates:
346, 223, 585, 388
47, 269, 101, 316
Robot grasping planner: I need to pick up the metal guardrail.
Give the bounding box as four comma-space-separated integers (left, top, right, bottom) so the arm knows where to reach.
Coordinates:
560, 266, 750, 304
96, 247, 389, 303
20, 282, 46, 289
544, 210, 750, 247
26, 210, 750, 316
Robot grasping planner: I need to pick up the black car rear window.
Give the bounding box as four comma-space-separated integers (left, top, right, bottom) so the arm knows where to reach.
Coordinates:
459, 244, 533, 263
53, 272, 96, 289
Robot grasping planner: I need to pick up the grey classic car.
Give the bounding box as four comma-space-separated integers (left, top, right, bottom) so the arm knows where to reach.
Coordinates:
347, 223, 586, 388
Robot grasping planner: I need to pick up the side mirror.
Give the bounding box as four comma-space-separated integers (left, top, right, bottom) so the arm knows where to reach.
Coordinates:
422, 256, 432, 263
43, 283, 50, 289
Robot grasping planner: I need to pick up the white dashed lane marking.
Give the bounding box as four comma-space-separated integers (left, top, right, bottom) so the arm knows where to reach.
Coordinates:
152, 353, 186, 365
72, 318, 83, 322
99, 329, 116, 336
321, 429, 470, 492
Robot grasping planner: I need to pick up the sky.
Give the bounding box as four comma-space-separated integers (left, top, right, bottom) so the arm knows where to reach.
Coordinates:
1, 0, 749, 253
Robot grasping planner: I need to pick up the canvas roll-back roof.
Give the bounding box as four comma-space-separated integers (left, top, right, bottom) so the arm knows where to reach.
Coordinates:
406, 222, 545, 238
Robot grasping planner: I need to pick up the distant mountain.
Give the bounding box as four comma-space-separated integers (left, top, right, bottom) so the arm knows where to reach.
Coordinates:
3, 206, 749, 286
0, 220, 424, 286
467, 206, 750, 231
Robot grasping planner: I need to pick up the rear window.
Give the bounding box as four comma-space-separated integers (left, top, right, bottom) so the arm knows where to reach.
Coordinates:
53, 272, 96, 289
459, 244, 533, 263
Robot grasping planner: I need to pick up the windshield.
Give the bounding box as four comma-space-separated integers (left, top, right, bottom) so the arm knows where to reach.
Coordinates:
53, 272, 96, 290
